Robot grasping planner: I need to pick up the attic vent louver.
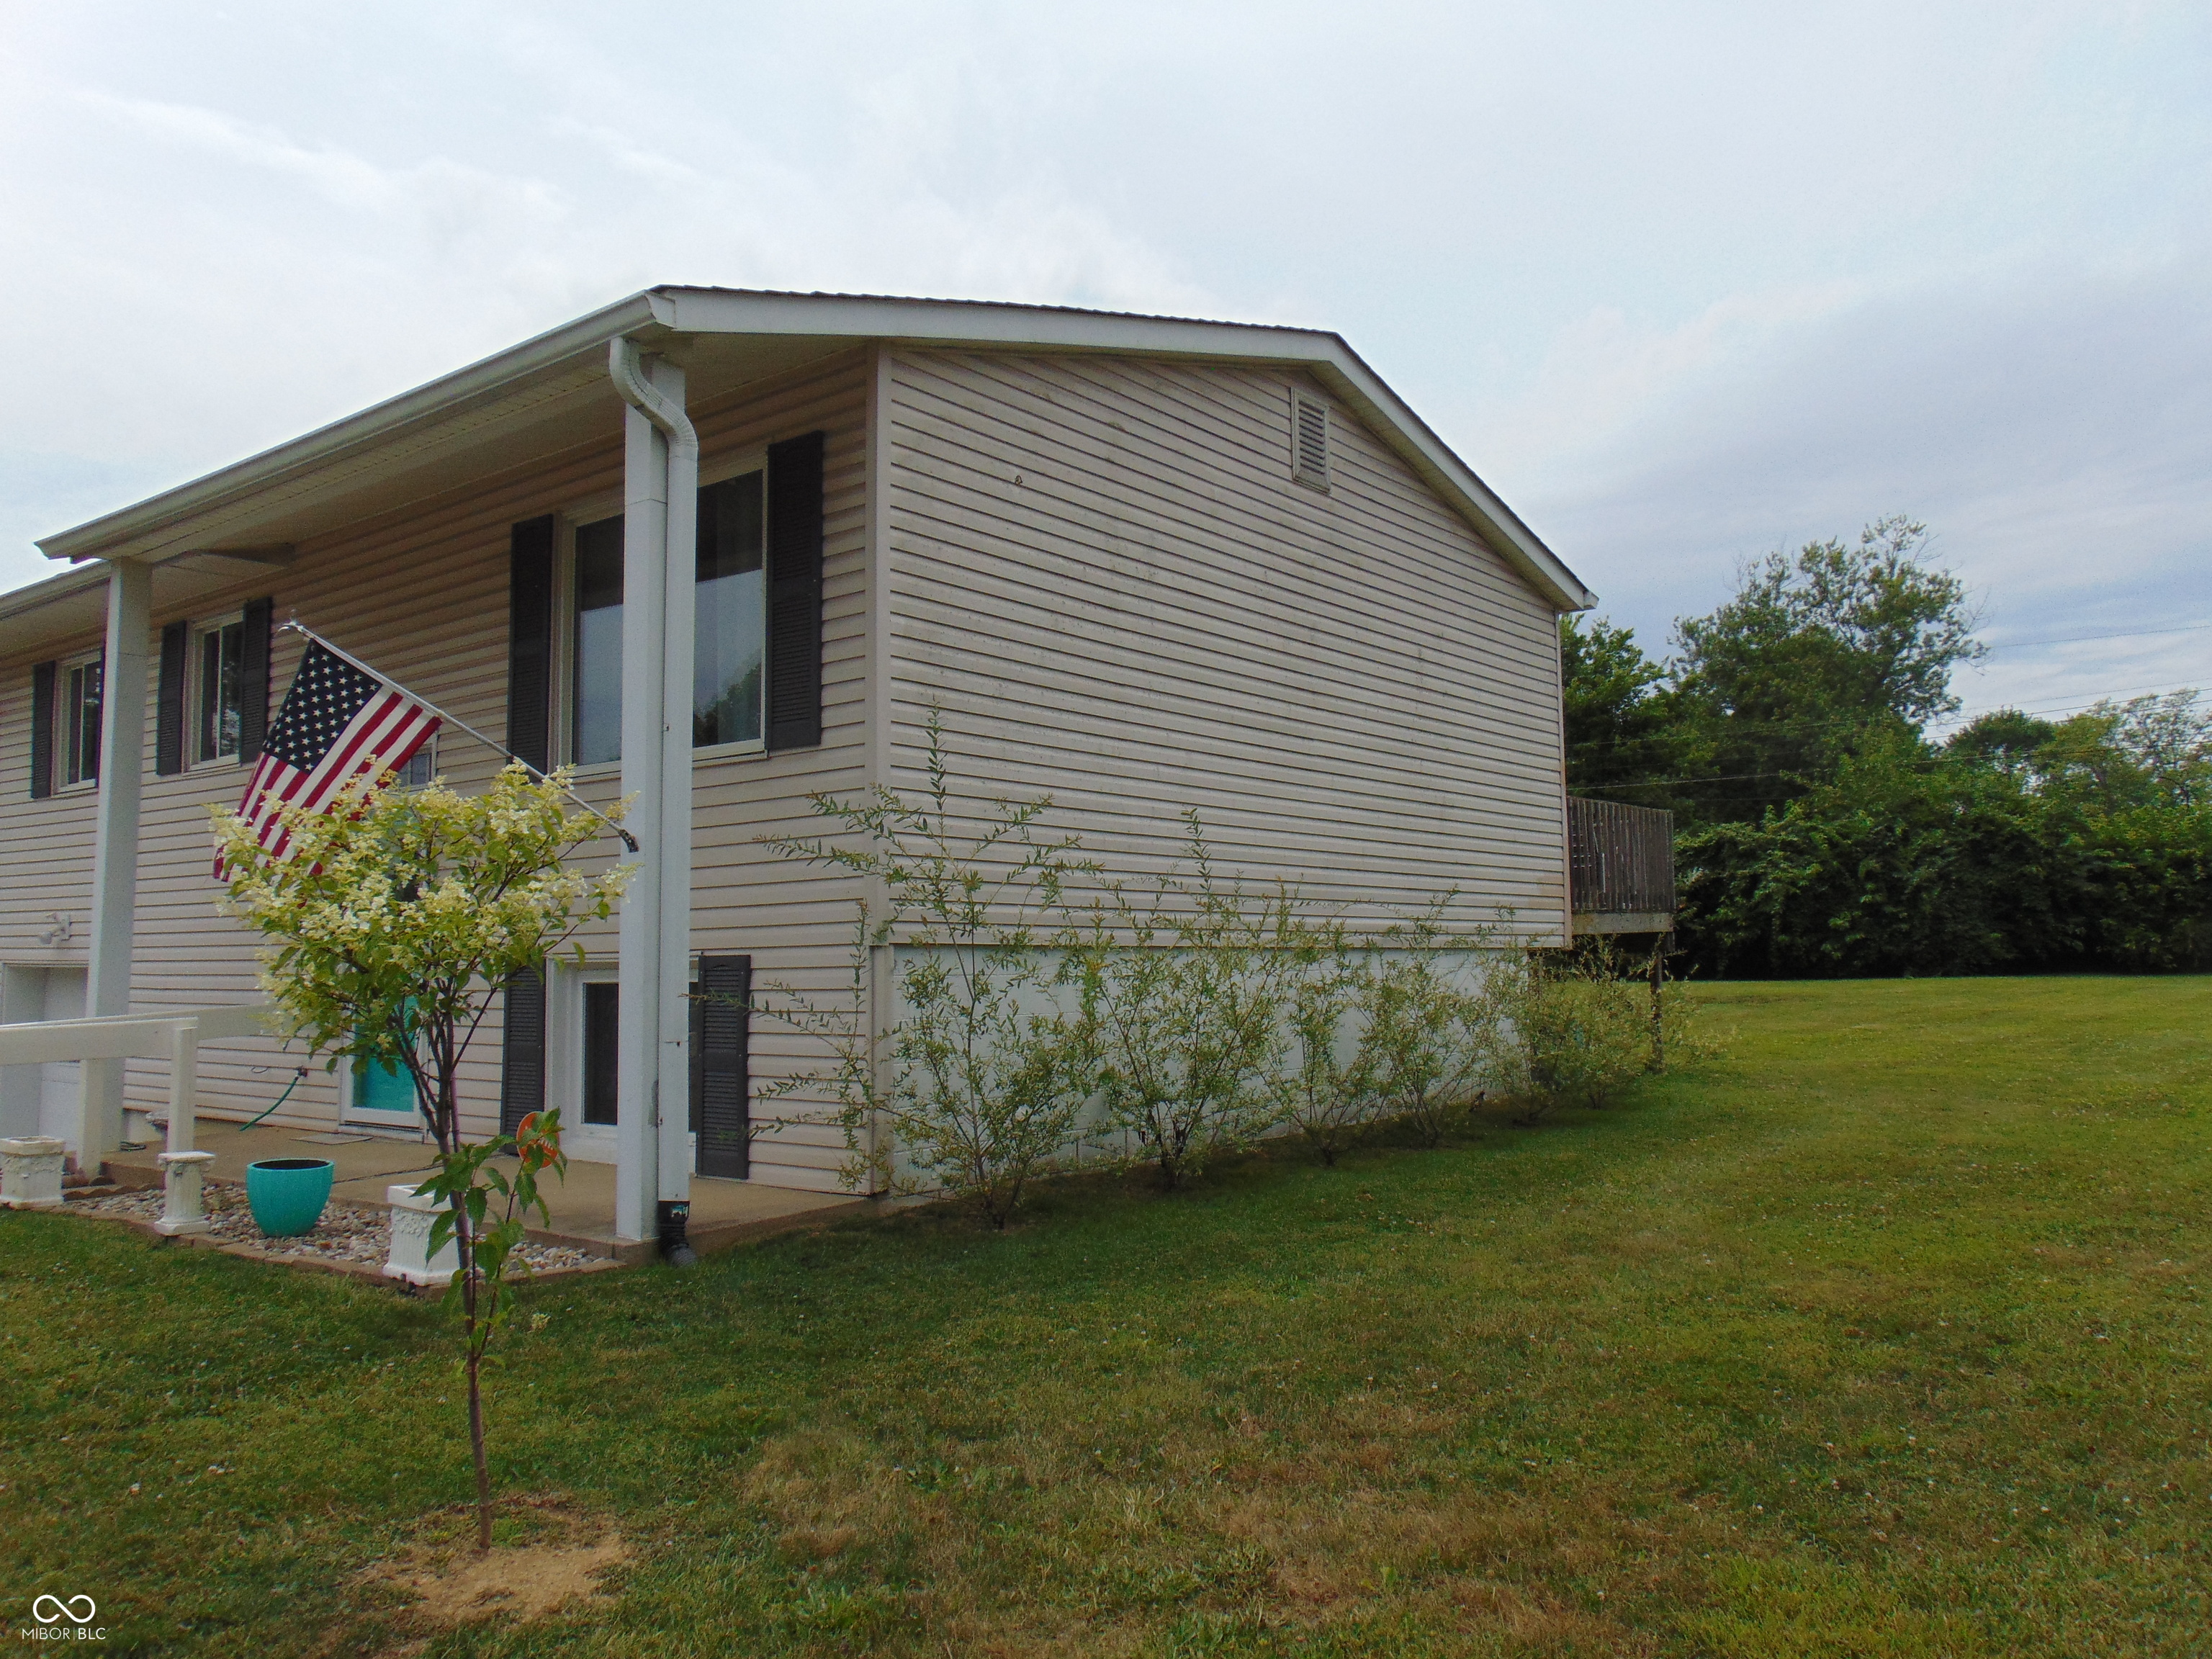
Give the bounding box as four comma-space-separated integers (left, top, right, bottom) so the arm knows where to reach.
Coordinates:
1291, 390, 1330, 491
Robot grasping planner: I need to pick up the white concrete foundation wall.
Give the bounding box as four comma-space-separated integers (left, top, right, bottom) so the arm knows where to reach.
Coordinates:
868, 940, 1504, 1192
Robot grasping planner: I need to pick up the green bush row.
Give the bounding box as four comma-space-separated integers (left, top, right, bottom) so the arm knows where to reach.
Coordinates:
762, 718, 1707, 1228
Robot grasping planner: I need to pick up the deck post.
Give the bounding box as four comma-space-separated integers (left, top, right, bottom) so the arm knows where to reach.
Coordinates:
81, 559, 150, 1171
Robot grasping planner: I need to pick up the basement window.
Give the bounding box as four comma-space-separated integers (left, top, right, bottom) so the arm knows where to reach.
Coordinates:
1290, 390, 1330, 493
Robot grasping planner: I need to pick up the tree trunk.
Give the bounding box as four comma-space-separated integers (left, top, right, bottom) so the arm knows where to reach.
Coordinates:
459, 1205, 493, 1552
467, 1343, 491, 1551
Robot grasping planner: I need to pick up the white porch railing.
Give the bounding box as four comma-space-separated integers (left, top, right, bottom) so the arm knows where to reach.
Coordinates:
0, 1005, 277, 1233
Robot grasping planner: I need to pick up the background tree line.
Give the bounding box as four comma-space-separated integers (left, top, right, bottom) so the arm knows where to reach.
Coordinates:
1563, 517, 2212, 976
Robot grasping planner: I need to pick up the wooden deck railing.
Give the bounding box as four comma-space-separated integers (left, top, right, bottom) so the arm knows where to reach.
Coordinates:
1567, 797, 1676, 930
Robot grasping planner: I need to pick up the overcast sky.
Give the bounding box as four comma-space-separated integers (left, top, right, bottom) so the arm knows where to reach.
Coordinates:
3, 1, 2206, 728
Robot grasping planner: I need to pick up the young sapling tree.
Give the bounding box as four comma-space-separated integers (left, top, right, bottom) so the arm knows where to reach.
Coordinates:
765, 714, 1094, 1228
1354, 913, 1496, 1148
1265, 919, 1374, 1165
1068, 814, 1289, 1188
213, 762, 629, 1550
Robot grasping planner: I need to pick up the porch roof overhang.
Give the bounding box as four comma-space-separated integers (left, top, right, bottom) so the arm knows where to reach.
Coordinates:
22, 287, 1593, 617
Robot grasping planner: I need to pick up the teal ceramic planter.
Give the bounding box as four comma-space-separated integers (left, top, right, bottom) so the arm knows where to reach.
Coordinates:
246, 1158, 333, 1238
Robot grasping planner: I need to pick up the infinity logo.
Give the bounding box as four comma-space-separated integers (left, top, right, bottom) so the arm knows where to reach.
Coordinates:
31, 1593, 96, 1624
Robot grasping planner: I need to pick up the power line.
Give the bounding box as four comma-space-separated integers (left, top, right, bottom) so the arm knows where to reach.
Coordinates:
1576, 680, 2206, 793
1981, 621, 2212, 650
1937, 680, 2203, 727
1571, 677, 2203, 753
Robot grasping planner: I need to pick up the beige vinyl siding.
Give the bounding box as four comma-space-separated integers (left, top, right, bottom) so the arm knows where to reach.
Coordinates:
0, 634, 104, 963
881, 349, 1568, 935
0, 352, 873, 1191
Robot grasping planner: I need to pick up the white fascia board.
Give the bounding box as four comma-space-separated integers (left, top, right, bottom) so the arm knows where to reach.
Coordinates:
36, 291, 670, 566
35, 284, 1591, 611
1305, 354, 1593, 613
0, 562, 112, 624
658, 289, 1595, 611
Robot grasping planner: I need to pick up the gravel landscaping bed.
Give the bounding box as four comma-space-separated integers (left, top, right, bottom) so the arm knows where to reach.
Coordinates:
72, 1182, 602, 1274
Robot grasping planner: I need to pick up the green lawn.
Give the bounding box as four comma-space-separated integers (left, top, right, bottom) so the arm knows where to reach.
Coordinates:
4, 976, 2208, 1656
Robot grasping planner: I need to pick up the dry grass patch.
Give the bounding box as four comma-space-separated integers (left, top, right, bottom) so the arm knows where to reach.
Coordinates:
356, 1499, 628, 1642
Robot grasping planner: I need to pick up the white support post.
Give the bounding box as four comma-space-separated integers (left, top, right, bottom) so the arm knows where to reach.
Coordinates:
153, 1020, 210, 1236
655, 355, 696, 1211
163, 1020, 195, 1156
81, 559, 151, 1172
614, 379, 671, 1245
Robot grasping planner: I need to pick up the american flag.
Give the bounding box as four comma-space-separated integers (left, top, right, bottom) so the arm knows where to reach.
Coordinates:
221, 641, 439, 874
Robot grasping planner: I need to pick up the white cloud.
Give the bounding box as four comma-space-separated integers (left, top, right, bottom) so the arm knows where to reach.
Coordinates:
1516, 256, 2212, 714
0, 0, 2206, 672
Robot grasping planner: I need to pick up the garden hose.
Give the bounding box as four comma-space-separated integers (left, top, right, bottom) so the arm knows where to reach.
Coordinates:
238, 1068, 313, 1130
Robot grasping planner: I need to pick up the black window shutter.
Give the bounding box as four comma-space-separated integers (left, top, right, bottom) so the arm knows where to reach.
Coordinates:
508, 516, 556, 772
28, 662, 55, 801
500, 968, 547, 1136
238, 597, 274, 764
155, 621, 188, 775
695, 953, 752, 1179
765, 431, 825, 752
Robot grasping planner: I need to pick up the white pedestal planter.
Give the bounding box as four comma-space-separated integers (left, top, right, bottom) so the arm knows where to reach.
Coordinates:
122, 1105, 158, 1147
0, 1137, 68, 1209
383, 1184, 461, 1287
153, 1149, 215, 1236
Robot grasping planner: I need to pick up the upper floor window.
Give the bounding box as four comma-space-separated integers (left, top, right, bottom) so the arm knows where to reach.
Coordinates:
397, 739, 436, 788
62, 653, 102, 788
573, 516, 624, 766
568, 467, 769, 765
193, 615, 245, 765
694, 472, 766, 748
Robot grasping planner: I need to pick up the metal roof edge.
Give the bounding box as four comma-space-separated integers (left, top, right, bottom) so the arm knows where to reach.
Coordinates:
0, 562, 111, 625
660, 289, 1591, 611
1303, 346, 1594, 613
35, 289, 667, 564
32, 285, 1591, 611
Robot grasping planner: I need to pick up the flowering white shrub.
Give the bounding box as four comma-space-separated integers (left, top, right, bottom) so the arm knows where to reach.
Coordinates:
212, 760, 630, 1552
211, 762, 630, 1154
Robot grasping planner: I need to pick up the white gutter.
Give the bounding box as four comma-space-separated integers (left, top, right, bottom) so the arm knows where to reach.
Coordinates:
606, 338, 699, 1250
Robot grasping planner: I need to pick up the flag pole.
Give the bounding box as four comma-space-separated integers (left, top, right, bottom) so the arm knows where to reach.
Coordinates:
276, 619, 641, 854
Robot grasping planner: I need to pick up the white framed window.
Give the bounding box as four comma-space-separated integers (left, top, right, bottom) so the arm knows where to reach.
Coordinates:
570, 514, 624, 768
541, 960, 621, 1164
396, 737, 437, 788
1290, 388, 1331, 493
558, 456, 770, 769
541, 958, 718, 1169
59, 652, 102, 789
189, 612, 246, 766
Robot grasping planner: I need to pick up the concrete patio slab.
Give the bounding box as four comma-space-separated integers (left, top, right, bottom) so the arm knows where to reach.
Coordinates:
104, 1125, 870, 1263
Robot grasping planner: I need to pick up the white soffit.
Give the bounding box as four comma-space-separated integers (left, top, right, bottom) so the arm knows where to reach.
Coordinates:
27, 287, 1593, 613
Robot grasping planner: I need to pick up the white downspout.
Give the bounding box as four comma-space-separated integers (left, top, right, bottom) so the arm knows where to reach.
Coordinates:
608, 338, 698, 1253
